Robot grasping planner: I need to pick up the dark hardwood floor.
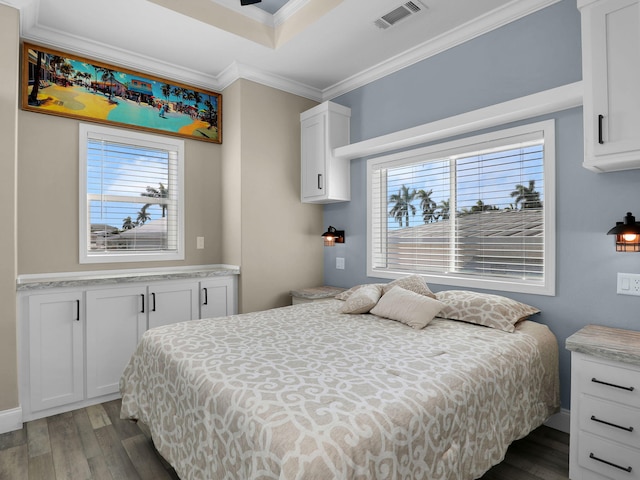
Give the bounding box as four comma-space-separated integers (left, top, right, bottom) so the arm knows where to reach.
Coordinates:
0, 399, 569, 479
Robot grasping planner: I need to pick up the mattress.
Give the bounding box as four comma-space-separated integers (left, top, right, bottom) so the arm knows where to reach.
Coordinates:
120, 298, 559, 480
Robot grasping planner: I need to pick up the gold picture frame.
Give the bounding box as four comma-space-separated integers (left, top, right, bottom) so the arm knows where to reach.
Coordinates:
22, 43, 222, 143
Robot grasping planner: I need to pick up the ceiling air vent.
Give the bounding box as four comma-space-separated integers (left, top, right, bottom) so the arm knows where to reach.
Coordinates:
374, 1, 427, 30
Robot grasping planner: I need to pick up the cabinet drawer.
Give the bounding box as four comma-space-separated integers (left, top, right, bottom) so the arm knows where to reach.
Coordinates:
575, 356, 640, 407
579, 432, 640, 480
580, 394, 640, 447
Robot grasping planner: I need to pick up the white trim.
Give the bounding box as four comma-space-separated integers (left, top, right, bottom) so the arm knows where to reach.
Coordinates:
78, 124, 185, 265
336, 81, 582, 161
366, 120, 556, 296
321, 0, 563, 100
11, 0, 562, 102
0, 407, 23, 435
544, 408, 571, 434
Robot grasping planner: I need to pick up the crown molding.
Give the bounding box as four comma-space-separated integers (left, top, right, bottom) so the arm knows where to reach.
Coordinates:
218, 61, 323, 100
321, 0, 562, 101
11, 0, 562, 103
21, 24, 222, 91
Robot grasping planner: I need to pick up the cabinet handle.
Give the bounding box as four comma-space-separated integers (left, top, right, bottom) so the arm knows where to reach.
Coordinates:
203, 288, 208, 305
591, 415, 634, 432
141, 294, 145, 313
75, 300, 80, 321
589, 453, 632, 473
592, 377, 635, 391
317, 173, 323, 190
151, 292, 156, 312
598, 114, 604, 144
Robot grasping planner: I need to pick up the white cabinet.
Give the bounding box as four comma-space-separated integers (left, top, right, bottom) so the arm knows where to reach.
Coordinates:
20, 270, 238, 421
27, 292, 84, 412
567, 325, 640, 479
300, 101, 351, 203
200, 276, 237, 318
580, 0, 640, 172
85, 286, 146, 399
147, 281, 199, 329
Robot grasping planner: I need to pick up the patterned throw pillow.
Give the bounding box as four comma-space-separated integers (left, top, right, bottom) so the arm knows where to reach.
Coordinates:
370, 286, 445, 329
381, 274, 436, 298
335, 283, 382, 301
435, 290, 540, 333
339, 284, 383, 314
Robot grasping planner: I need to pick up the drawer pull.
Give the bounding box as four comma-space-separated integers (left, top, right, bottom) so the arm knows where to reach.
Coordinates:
592, 377, 635, 392
589, 453, 632, 473
591, 415, 634, 432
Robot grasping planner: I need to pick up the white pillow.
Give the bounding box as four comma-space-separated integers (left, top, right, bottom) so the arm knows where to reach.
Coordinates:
370, 286, 445, 329
381, 274, 436, 298
340, 284, 383, 314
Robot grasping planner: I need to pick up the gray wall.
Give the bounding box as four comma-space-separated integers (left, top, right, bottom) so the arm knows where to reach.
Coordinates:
323, 0, 640, 410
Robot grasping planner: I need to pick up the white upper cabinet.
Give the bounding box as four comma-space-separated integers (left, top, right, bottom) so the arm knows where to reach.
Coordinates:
580, 0, 640, 172
300, 101, 351, 203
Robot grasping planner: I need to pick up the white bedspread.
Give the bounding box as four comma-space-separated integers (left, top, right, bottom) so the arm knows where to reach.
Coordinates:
120, 299, 559, 480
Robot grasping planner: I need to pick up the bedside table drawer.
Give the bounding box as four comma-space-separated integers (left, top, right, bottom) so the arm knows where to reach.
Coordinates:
579, 432, 640, 480
575, 356, 640, 407
580, 394, 640, 448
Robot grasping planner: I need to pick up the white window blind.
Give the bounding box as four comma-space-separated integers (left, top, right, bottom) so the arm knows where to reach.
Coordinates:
79, 124, 184, 263
368, 121, 555, 295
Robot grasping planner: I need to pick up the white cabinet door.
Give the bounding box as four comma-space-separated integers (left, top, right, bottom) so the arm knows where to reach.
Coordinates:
300, 101, 351, 203
148, 281, 199, 329
200, 277, 237, 319
301, 112, 328, 201
28, 292, 84, 412
582, 0, 640, 171
85, 286, 147, 398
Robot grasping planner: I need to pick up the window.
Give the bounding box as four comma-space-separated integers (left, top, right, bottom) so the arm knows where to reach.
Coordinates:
368, 120, 555, 295
79, 124, 184, 263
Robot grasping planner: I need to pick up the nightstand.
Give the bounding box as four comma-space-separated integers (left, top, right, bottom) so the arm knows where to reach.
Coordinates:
566, 325, 640, 480
290, 286, 345, 305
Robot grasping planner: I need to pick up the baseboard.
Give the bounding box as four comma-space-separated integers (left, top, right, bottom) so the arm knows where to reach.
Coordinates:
544, 407, 570, 434
0, 406, 23, 434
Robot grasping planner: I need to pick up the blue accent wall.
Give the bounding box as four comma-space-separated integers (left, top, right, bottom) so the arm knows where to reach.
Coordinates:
323, 0, 640, 410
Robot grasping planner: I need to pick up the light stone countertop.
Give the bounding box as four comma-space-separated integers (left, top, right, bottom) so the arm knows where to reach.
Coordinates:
16, 264, 240, 291
566, 324, 640, 367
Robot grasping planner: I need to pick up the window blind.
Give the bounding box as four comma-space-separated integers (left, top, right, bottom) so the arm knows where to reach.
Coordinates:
85, 136, 179, 254
370, 130, 547, 286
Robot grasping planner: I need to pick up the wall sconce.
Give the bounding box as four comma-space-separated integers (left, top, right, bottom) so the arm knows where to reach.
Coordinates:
322, 226, 345, 247
607, 212, 640, 252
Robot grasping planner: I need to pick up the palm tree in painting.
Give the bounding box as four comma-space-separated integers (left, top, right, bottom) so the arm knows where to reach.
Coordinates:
28, 50, 43, 105
161, 83, 172, 106
49, 55, 65, 84
416, 189, 437, 224
59, 62, 75, 86
389, 185, 416, 228
203, 98, 217, 131
100, 68, 117, 101
510, 180, 542, 209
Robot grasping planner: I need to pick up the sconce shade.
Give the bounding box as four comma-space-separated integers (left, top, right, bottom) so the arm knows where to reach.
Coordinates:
607, 212, 640, 252
322, 226, 345, 247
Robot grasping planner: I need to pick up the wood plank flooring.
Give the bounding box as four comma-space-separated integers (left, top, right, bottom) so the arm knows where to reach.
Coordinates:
0, 399, 569, 479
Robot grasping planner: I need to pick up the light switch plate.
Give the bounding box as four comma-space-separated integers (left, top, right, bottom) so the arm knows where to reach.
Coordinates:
336, 257, 345, 270
617, 272, 640, 296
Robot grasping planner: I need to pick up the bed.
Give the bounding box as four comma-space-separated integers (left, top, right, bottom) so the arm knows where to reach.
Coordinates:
120, 285, 559, 480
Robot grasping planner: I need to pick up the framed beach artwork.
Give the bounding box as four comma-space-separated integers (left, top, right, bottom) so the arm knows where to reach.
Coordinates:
21, 43, 222, 143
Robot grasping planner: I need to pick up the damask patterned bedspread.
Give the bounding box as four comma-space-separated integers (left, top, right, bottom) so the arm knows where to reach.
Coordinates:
120, 299, 559, 480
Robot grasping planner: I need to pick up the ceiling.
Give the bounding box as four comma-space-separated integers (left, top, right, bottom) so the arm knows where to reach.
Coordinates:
2, 0, 560, 101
